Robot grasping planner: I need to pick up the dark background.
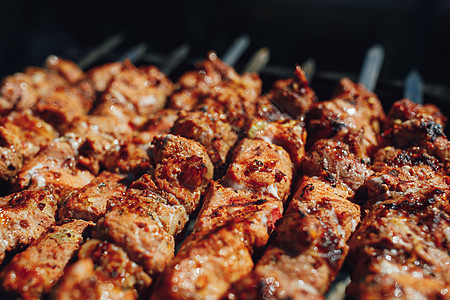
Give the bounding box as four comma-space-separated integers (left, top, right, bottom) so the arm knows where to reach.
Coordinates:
0, 0, 449, 113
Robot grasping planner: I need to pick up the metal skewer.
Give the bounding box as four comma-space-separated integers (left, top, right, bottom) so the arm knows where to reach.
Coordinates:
242, 47, 270, 74
222, 35, 251, 67
77, 33, 125, 70
160, 44, 191, 76
118, 42, 148, 64
358, 44, 385, 92
404, 69, 424, 104
301, 57, 316, 83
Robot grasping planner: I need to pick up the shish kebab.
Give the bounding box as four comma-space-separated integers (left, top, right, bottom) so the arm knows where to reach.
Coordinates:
0, 38, 446, 300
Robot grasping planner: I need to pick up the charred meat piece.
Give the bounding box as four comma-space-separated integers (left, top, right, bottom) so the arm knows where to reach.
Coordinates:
223, 138, 293, 203
266, 65, 317, 118
1, 219, 93, 299
86, 61, 123, 93
91, 60, 173, 126
50, 239, 152, 300
138, 108, 180, 144
35, 85, 94, 131
0, 188, 57, 263
171, 103, 238, 172
301, 139, 374, 194
169, 54, 262, 131
348, 157, 450, 299
94, 135, 213, 275
58, 171, 127, 222
15, 136, 94, 202
102, 141, 152, 177
381, 117, 450, 174
386, 98, 447, 128
228, 177, 361, 299
307, 78, 386, 158
248, 119, 307, 171
153, 139, 293, 299
0, 110, 57, 183
62, 114, 134, 174
227, 137, 372, 299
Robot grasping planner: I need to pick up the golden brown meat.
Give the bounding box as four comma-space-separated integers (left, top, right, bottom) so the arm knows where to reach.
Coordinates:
171, 103, 238, 174
227, 138, 371, 299
152, 139, 293, 300
58, 171, 127, 222
50, 239, 152, 300
0, 188, 57, 263
0, 109, 57, 183
0, 219, 94, 299
307, 78, 386, 159
248, 118, 307, 171
386, 98, 447, 128
91, 60, 173, 126
93, 135, 214, 276
265, 65, 317, 118
347, 154, 450, 299
15, 136, 94, 202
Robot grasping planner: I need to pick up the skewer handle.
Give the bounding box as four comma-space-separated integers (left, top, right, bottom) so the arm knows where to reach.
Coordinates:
404, 69, 424, 104
358, 44, 385, 92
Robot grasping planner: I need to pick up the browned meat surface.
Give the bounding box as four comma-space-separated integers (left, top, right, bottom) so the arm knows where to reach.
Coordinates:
266, 65, 317, 118
0, 72, 38, 114
387, 98, 447, 128
0, 109, 58, 159
307, 78, 386, 159
16, 136, 94, 202
1, 219, 93, 299
228, 177, 361, 300
153, 138, 293, 299
169, 54, 262, 131
152, 134, 214, 212
301, 139, 374, 193
223, 138, 293, 203
138, 108, 180, 144
95, 209, 175, 275
347, 145, 450, 299
248, 119, 307, 170
51, 239, 152, 300
227, 137, 371, 299
62, 114, 134, 174
0, 188, 57, 263
91, 60, 173, 126
102, 141, 151, 177
58, 171, 127, 222
94, 135, 213, 275
0, 110, 57, 183
35, 85, 93, 131
45, 55, 85, 84
382, 117, 450, 174
171, 104, 238, 172
86, 61, 123, 93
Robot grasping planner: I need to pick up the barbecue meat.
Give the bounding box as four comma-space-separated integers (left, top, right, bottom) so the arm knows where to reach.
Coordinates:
91, 60, 173, 126
153, 139, 293, 299
248, 119, 307, 170
307, 78, 386, 158
347, 146, 450, 299
386, 98, 447, 128
1, 219, 93, 299
51, 239, 152, 300
58, 171, 127, 222
0, 110, 57, 183
86, 61, 123, 93
16, 136, 94, 202
266, 65, 316, 118
0, 188, 57, 263
171, 103, 238, 173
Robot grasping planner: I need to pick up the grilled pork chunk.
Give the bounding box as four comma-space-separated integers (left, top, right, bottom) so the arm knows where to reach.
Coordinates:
1, 219, 93, 299
51, 239, 152, 300
0, 188, 57, 263
153, 138, 293, 299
